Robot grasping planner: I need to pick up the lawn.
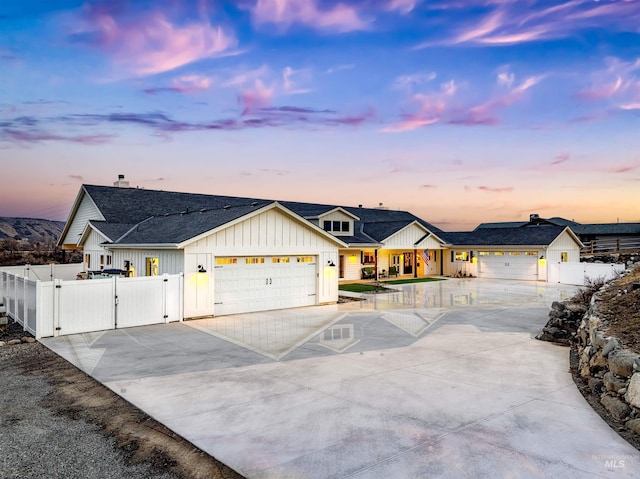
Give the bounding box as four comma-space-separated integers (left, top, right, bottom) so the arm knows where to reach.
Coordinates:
382, 277, 446, 285
339, 277, 446, 293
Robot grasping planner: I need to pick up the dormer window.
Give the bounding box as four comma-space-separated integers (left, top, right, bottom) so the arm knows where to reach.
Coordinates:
323, 221, 350, 233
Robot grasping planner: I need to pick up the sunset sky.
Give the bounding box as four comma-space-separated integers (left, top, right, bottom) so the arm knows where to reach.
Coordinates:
1, 0, 639, 231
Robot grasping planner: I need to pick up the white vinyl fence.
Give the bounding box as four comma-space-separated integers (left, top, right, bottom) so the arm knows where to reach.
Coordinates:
548, 262, 625, 286
0, 263, 84, 281
0, 271, 183, 339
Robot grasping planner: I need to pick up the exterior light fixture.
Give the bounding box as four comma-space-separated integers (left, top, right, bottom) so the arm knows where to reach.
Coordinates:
198, 265, 207, 273
327, 260, 336, 267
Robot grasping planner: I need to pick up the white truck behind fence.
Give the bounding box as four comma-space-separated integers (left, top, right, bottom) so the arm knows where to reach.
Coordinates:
0, 269, 184, 339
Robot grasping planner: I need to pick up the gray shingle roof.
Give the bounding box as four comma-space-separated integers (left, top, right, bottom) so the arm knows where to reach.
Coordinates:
475, 215, 640, 237
112, 202, 272, 245
81, 185, 444, 247
440, 225, 568, 246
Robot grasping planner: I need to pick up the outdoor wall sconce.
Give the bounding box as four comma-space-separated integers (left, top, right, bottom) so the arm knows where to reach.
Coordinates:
198, 265, 207, 273
327, 261, 336, 267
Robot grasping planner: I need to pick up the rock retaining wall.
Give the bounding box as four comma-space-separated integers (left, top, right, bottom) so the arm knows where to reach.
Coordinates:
576, 290, 640, 435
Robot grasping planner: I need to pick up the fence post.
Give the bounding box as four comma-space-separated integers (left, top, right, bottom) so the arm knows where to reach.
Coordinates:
179, 273, 184, 322
53, 279, 61, 337
23, 278, 29, 333
162, 274, 169, 323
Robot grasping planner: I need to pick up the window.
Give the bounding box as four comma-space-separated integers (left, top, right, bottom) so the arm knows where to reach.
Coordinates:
297, 256, 314, 263
324, 327, 351, 340
561, 252, 568, 262
454, 251, 469, 262
216, 257, 237, 265
494, 252, 505, 256
84, 254, 90, 268
525, 252, 537, 256
272, 257, 290, 263
246, 257, 265, 264
145, 257, 159, 276
322, 220, 351, 233
362, 251, 375, 264
479, 251, 490, 256
106, 256, 112, 266
509, 252, 521, 256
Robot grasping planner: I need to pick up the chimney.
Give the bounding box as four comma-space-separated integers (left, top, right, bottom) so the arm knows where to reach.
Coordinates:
529, 213, 539, 222
114, 174, 130, 188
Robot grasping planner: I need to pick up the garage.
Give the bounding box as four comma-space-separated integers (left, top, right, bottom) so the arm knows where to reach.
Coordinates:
213, 256, 318, 316
477, 251, 539, 280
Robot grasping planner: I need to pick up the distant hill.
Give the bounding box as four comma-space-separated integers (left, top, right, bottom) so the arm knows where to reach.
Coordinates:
0, 217, 65, 243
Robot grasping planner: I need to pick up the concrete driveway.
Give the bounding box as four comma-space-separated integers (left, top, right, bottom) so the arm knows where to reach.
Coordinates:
43, 279, 639, 478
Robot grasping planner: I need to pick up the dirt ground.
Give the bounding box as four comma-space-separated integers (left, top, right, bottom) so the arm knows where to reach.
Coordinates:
595, 266, 640, 355
0, 321, 244, 479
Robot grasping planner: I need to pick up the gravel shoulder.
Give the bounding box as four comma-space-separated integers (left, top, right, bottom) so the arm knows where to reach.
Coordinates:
0, 326, 244, 479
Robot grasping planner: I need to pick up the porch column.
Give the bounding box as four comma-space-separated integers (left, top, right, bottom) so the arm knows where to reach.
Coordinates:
413, 249, 417, 278
374, 249, 378, 281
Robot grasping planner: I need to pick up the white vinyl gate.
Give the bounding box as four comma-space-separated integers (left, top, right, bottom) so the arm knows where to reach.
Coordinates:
1, 271, 183, 339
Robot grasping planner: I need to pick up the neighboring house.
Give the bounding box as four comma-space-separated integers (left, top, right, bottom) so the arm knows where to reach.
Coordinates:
58, 178, 583, 318
477, 214, 640, 254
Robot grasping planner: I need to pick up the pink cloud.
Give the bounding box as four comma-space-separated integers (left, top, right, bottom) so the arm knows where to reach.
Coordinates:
238, 80, 274, 115
382, 80, 456, 132
249, 0, 370, 33
611, 164, 640, 174
478, 186, 514, 193
144, 74, 213, 95
417, 0, 640, 48
76, 8, 237, 76
385, 0, 418, 14
551, 151, 570, 165
384, 73, 542, 132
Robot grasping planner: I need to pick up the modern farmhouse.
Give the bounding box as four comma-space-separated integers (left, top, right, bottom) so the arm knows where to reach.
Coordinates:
58, 178, 583, 318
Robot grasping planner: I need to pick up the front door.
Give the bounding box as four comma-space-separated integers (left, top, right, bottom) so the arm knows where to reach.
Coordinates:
339, 255, 345, 279
392, 254, 401, 274
403, 252, 413, 275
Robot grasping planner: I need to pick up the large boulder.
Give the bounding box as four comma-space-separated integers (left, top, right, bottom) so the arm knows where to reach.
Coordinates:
624, 373, 640, 409
609, 349, 640, 378
601, 395, 632, 422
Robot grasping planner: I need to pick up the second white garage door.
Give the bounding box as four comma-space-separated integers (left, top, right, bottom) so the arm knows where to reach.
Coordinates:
214, 256, 317, 316
477, 252, 539, 281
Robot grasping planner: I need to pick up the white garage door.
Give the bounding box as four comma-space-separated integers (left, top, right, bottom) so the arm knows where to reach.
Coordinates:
214, 256, 317, 316
478, 252, 539, 281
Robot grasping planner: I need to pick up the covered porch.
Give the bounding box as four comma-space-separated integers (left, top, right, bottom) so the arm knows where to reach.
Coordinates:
338, 247, 446, 282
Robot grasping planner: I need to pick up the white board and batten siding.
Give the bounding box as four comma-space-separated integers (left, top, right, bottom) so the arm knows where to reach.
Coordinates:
183, 207, 340, 318
546, 229, 581, 264
317, 210, 355, 236
339, 250, 365, 281
60, 192, 104, 247
111, 249, 184, 275
383, 223, 429, 249
83, 228, 111, 271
